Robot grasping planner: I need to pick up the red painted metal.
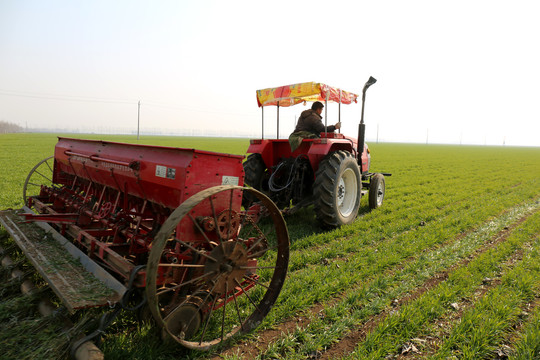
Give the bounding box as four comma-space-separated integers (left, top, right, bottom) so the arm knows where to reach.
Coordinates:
28, 137, 246, 287
54, 137, 244, 210
247, 132, 371, 175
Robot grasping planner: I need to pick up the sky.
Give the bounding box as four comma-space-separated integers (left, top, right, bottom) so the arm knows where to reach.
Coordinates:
1, 0, 539, 146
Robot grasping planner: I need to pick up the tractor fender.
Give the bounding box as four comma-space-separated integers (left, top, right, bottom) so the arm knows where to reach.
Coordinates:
246, 137, 369, 174
246, 140, 267, 156
306, 139, 356, 173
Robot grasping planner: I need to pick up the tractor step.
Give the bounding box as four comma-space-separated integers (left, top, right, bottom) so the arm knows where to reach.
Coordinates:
0, 208, 126, 313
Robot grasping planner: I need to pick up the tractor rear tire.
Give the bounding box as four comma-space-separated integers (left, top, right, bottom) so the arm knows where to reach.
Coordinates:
243, 153, 266, 190
242, 153, 267, 207
314, 151, 361, 228
368, 173, 385, 209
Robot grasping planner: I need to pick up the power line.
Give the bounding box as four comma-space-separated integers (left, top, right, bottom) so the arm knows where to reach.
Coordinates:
142, 101, 254, 117
0, 89, 254, 117
0, 89, 137, 104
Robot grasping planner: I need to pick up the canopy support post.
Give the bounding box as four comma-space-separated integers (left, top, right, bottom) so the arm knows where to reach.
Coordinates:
338, 89, 342, 134
277, 102, 280, 139
324, 91, 328, 137
261, 106, 264, 139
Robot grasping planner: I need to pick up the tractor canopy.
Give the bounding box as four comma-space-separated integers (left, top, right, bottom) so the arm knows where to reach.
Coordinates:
256, 82, 359, 107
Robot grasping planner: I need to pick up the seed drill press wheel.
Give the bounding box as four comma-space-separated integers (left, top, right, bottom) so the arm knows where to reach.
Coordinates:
23, 156, 55, 206
146, 185, 289, 350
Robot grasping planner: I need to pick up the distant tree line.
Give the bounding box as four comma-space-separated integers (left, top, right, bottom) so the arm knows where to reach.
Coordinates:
0, 120, 24, 133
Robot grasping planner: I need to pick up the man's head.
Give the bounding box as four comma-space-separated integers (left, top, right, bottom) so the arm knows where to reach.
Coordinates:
311, 101, 324, 115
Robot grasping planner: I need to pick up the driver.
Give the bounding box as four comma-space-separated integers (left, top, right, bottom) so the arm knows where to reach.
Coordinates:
288, 101, 341, 151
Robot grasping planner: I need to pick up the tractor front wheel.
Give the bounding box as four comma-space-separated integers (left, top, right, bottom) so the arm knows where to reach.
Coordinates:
368, 173, 385, 209
314, 151, 361, 228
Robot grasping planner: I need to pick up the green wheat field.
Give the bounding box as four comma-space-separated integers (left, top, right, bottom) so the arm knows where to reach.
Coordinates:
1, 133, 539, 360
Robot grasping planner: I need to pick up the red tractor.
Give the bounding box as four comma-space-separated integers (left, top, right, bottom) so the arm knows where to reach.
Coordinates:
244, 77, 390, 227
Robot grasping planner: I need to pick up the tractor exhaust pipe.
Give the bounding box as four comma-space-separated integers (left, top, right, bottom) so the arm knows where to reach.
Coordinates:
357, 76, 377, 168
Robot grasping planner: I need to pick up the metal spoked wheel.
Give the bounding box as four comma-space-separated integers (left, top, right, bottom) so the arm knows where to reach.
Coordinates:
146, 185, 289, 350
23, 156, 55, 206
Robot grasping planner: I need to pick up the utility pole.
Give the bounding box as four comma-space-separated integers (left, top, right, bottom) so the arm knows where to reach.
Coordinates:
137, 100, 141, 140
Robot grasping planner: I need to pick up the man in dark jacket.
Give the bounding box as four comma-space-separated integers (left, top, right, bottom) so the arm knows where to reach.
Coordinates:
288, 101, 341, 151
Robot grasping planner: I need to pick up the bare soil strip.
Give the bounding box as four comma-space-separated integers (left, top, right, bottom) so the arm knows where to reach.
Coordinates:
212, 203, 539, 360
